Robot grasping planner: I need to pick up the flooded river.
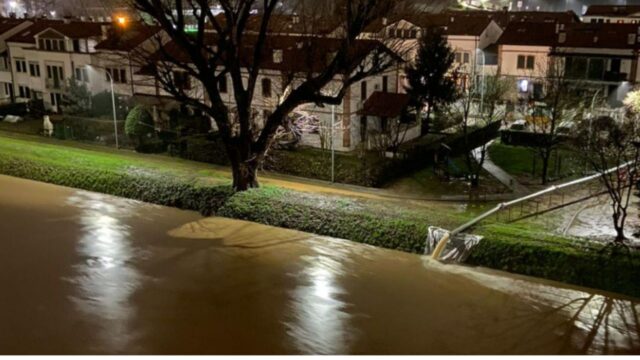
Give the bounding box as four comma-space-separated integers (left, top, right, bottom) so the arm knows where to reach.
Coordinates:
1, 175, 639, 355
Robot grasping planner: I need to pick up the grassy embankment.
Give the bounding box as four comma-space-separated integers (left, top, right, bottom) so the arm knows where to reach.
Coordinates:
0, 133, 639, 297
488, 141, 585, 185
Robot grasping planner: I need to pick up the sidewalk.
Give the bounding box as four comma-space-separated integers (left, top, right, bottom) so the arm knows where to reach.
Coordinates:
473, 141, 530, 196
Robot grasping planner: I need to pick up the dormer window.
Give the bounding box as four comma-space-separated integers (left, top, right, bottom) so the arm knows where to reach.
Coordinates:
273, 49, 283, 64
39, 38, 66, 51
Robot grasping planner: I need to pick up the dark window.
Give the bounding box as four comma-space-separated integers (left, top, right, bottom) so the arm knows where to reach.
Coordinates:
29, 62, 39, 77
517, 55, 526, 69
587, 58, 604, 80
382, 76, 388, 93
120, 69, 127, 84
526, 55, 535, 69
38, 38, 44, 49
261, 78, 271, 97
219, 75, 227, 93
361, 80, 367, 100
73, 39, 80, 52
173, 71, 190, 90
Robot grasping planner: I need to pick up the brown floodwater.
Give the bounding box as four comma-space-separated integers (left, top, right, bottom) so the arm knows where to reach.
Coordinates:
0, 175, 639, 355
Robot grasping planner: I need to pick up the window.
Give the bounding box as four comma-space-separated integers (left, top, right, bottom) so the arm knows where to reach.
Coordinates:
18, 85, 30, 98
261, 78, 272, 97
40, 38, 65, 51
29, 62, 40, 77
382, 75, 388, 93
517, 55, 535, 70
105, 67, 127, 84
218, 75, 227, 93
73, 39, 80, 52
15, 59, 26, 73
526, 55, 535, 69
361, 80, 367, 100
173, 71, 190, 90
455, 52, 470, 64
75, 66, 88, 82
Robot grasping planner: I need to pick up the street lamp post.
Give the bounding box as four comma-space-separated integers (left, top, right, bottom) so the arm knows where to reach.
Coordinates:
105, 70, 119, 149
476, 48, 486, 116
331, 104, 335, 183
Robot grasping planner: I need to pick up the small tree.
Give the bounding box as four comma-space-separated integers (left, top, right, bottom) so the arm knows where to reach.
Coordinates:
61, 78, 91, 115
447, 73, 509, 187
125, 105, 155, 147
404, 27, 458, 136
528, 57, 583, 185
574, 114, 640, 243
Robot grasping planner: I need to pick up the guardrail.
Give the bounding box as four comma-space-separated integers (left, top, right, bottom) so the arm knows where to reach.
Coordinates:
430, 160, 636, 260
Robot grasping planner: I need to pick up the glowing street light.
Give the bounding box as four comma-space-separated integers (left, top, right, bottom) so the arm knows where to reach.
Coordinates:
49, 10, 56, 18
116, 16, 127, 26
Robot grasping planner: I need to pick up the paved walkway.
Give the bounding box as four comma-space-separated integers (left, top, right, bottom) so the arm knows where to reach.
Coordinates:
473, 141, 530, 196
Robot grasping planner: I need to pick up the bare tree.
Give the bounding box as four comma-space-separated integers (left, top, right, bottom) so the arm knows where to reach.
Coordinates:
528, 57, 583, 185
574, 114, 640, 243
446, 73, 508, 187
130, 0, 402, 190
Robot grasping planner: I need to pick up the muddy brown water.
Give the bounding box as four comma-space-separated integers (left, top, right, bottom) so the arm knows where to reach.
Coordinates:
1, 175, 639, 355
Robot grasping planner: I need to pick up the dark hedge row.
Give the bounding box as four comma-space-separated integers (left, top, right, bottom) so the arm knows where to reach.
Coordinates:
217, 187, 429, 253
0, 157, 233, 215
468, 225, 640, 298
169, 134, 394, 187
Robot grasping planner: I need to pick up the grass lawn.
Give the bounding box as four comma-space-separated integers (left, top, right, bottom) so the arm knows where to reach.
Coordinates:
488, 141, 585, 185
385, 156, 509, 198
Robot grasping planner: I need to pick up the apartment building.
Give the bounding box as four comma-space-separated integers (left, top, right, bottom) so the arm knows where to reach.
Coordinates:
583, 5, 640, 24
5, 19, 108, 111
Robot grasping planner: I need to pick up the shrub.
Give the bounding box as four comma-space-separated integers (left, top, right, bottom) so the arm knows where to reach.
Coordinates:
218, 187, 429, 253
170, 133, 395, 186
0, 156, 233, 215
469, 224, 640, 298
125, 105, 154, 139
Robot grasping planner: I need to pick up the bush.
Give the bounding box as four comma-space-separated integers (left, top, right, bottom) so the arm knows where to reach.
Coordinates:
468, 225, 640, 298
91, 91, 130, 119
218, 187, 429, 253
125, 106, 154, 139
170, 133, 395, 186
0, 156, 233, 215
61, 116, 129, 147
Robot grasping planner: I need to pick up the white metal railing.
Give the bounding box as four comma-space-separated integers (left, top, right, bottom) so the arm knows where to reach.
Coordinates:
430, 160, 636, 260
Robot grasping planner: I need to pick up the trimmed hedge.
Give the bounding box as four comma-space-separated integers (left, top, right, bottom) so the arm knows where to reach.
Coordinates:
468, 225, 640, 298
217, 187, 429, 253
0, 157, 233, 216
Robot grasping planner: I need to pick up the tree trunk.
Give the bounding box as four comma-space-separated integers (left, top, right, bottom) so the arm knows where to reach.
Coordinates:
541, 152, 551, 185
231, 159, 259, 191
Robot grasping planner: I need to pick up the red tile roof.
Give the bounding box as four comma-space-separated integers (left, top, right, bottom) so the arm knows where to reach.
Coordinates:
95, 24, 160, 51
7, 19, 106, 43
496, 21, 560, 47
358, 91, 410, 118
141, 34, 402, 74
